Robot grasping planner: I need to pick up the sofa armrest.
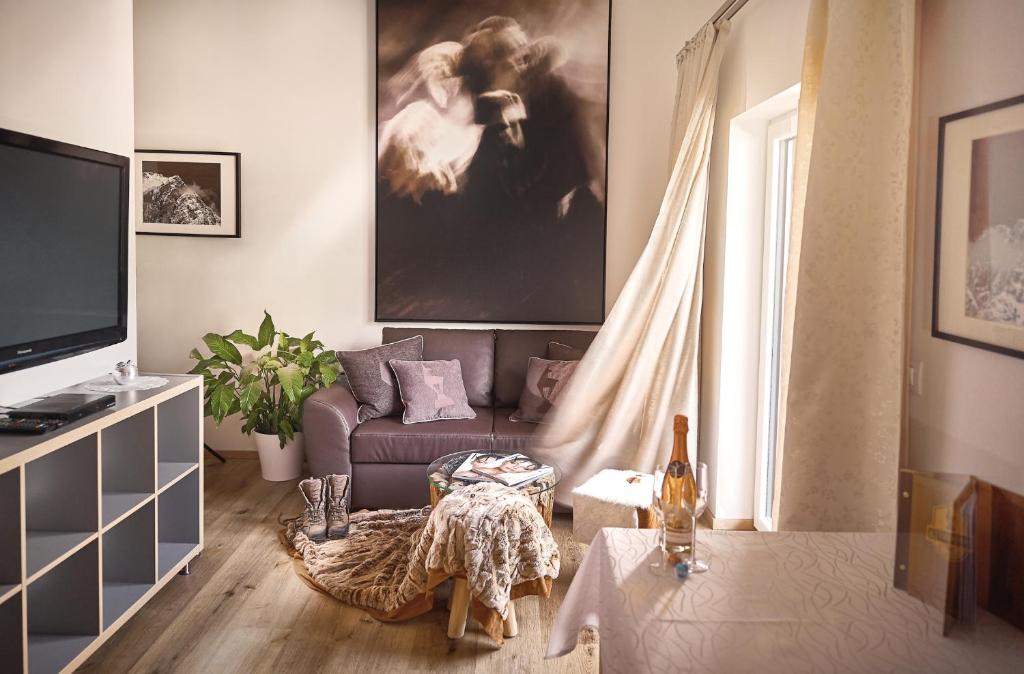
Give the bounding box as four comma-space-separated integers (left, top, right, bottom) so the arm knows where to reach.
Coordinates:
303, 377, 359, 478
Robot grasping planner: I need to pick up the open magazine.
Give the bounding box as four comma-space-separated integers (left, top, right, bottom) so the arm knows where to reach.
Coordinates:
451, 452, 553, 487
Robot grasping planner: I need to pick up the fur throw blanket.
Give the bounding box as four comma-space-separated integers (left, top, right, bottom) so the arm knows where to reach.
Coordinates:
285, 482, 559, 640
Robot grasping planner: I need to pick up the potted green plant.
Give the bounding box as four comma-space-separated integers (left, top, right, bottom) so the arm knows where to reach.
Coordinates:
188, 311, 340, 481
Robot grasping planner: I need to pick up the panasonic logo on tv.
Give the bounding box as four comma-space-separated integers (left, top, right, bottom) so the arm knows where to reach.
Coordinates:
17, 349, 32, 355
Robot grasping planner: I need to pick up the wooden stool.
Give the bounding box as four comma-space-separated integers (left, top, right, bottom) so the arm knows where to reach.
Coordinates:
446, 577, 518, 639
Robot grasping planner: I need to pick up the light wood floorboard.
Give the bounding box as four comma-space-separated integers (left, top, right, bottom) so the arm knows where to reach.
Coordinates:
82, 457, 598, 673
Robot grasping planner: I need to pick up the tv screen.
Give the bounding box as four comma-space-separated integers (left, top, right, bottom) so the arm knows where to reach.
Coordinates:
0, 128, 129, 373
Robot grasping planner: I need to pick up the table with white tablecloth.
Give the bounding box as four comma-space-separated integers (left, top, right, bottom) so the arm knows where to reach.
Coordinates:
547, 528, 1024, 673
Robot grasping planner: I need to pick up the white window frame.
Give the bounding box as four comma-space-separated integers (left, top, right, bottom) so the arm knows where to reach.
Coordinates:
753, 109, 797, 532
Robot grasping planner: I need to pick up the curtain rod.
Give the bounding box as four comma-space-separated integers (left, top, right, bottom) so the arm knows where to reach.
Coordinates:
711, 0, 750, 24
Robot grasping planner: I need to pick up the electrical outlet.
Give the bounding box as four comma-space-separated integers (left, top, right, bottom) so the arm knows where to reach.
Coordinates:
910, 361, 924, 396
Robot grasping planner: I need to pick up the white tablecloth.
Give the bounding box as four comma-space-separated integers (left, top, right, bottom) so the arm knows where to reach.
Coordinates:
547, 528, 1023, 673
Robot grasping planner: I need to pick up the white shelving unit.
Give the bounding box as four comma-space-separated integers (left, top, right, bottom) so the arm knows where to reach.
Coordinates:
0, 374, 203, 674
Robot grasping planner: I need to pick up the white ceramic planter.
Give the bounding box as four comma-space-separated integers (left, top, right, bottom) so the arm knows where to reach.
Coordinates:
253, 431, 304, 481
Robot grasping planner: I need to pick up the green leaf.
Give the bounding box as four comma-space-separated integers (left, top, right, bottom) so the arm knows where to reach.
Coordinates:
210, 383, 234, 424
227, 329, 260, 350
321, 366, 338, 388
188, 358, 216, 375
203, 333, 242, 365
316, 350, 338, 365
257, 311, 275, 349
297, 351, 314, 368
189, 348, 204, 361
238, 379, 262, 414
279, 418, 295, 448
259, 356, 284, 370
277, 363, 303, 403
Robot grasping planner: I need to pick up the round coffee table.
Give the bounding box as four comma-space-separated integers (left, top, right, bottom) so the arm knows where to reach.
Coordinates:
427, 450, 562, 526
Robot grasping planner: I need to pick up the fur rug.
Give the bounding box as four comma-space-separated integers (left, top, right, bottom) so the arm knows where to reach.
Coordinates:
284, 482, 560, 643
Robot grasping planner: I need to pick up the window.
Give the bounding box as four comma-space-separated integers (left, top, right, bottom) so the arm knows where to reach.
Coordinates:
754, 109, 797, 532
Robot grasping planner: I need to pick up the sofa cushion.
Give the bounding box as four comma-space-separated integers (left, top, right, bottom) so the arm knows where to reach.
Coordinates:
389, 359, 476, 424
351, 407, 493, 464
493, 408, 537, 452
338, 335, 424, 423
511, 357, 579, 423
494, 330, 596, 407
547, 341, 585, 360
382, 328, 494, 407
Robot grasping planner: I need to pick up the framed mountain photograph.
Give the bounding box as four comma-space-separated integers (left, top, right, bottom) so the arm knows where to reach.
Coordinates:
136, 150, 240, 237
375, 0, 611, 323
933, 95, 1024, 360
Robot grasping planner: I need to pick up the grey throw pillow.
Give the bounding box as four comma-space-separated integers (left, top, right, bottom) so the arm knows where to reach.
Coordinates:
510, 357, 579, 423
388, 359, 476, 424
337, 336, 424, 423
547, 341, 585, 361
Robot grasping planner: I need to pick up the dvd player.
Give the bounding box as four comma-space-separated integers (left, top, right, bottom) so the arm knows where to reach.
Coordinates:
9, 393, 116, 422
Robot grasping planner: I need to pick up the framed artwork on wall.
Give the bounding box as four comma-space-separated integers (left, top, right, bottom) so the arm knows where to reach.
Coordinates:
135, 150, 241, 238
375, 0, 611, 323
933, 94, 1024, 359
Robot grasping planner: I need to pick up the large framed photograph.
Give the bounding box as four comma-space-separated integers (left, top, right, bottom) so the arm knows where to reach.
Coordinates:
375, 0, 611, 323
135, 150, 240, 237
934, 94, 1024, 359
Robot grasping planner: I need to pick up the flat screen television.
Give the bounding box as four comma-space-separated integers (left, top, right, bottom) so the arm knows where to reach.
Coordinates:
0, 128, 129, 374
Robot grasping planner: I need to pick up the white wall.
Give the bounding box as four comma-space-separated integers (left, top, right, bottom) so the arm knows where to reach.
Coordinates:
908, 0, 1024, 494
133, 0, 720, 451
700, 0, 810, 522
0, 0, 137, 405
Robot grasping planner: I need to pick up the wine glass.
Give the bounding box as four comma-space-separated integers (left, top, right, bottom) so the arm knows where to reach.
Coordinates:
649, 466, 669, 575
683, 461, 710, 573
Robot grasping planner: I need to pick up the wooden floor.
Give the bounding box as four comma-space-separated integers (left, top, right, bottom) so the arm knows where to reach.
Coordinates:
81, 457, 598, 673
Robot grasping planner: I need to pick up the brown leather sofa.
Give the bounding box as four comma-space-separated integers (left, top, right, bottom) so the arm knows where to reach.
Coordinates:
303, 327, 595, 509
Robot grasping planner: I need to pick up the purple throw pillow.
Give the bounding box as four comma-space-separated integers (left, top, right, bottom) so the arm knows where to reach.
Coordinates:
546, 341, 585, 361
337, 336, 424, 423
388, 359, 476, 424
510, 357, 579, 423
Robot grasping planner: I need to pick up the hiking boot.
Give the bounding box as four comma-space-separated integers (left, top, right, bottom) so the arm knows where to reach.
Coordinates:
298, 477, 327, 541
325, 473, 351, 539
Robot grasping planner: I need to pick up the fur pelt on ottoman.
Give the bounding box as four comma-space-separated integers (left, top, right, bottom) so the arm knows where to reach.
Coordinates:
283, 482, 559, 644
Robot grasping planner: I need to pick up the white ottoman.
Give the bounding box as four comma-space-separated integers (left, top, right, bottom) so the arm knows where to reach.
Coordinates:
572, 469, 655, 544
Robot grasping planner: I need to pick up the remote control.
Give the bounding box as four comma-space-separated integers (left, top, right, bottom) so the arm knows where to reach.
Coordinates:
0, 416, 63, 434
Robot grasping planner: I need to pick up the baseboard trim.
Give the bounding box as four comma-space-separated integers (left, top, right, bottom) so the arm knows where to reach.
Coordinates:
701, 508, 755, 531
212, 450, 259, 459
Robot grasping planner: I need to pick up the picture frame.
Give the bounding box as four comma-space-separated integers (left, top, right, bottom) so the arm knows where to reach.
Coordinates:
135, 150, 241, 238
374, 0, 611, 324
933, 94, 1024, 360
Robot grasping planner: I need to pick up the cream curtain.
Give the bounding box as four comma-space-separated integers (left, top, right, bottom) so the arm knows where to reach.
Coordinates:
534, 22, 729, 507
773, 0, 917, 531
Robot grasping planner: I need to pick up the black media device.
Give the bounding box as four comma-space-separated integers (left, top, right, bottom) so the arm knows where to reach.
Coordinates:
0, 416, 64, 435
0, 127, 130, 374
8, 393, 116, 422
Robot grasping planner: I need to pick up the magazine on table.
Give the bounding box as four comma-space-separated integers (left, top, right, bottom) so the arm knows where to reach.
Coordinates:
451, 452, 554, 487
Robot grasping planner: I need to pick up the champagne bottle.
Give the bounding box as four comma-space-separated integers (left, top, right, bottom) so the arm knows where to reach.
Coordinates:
660, 414, 696, 564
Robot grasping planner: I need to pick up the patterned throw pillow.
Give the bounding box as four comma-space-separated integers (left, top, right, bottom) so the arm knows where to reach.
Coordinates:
388, 359, 477, 425
510, 357, 579, 423
546, 341, 585, 361
337, 336, 424, 423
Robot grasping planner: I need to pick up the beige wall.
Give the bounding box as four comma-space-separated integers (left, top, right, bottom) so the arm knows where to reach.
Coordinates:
133, 0, 720, 451
908, 0, 1024, 493
700, 0, 810, 521
0, 0, 136, 405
